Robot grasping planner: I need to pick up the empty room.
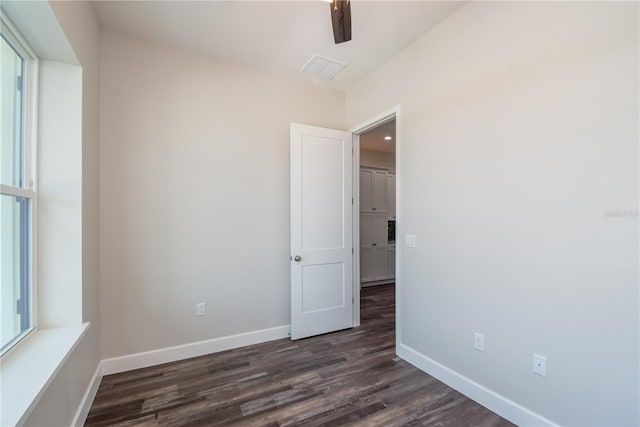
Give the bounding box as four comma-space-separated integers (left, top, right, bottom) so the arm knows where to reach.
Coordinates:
0, 1, 638, 426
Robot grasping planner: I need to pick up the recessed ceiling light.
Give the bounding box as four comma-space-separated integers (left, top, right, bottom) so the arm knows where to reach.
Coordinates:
384, 136, 392, 141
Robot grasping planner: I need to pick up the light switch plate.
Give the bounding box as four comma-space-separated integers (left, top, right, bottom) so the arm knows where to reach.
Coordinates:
405, 234, 416, 248
196, 303, 206, 316
474, 332, 484, 352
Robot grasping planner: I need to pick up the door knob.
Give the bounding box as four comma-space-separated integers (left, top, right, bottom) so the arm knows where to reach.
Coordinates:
294, 255, 302, 262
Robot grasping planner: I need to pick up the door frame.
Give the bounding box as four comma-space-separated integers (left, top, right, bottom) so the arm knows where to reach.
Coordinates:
350, 105, 402, 336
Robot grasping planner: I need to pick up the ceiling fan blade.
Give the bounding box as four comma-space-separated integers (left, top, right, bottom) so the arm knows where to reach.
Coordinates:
330, 0, 352, 44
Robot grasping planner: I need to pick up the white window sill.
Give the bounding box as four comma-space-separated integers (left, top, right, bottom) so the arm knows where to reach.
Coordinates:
0, 323, 89, 426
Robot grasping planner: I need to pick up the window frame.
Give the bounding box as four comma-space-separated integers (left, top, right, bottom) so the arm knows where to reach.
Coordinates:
0, 12, 39, 356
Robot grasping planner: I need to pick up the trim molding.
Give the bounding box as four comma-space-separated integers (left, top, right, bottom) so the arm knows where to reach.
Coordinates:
397, 343, 559, 427
71, 362, 102, 427
101, 325, 290, 376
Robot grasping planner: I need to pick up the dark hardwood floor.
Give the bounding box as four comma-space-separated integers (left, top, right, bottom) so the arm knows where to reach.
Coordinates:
86, 285, 514, 426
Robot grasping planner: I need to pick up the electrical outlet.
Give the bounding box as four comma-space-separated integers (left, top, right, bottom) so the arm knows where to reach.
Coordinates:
474, 332, 484, 352
196, 302, 206, 316
533, 353, 547, 377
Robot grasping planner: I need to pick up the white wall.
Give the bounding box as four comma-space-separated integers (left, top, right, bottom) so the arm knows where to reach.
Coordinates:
99, 31, 345, 358
37, 60, 82, 328
360, 149, 395, 170
54, 0, 102, 342
23, 0, 101, 424
347, 2, 638, 426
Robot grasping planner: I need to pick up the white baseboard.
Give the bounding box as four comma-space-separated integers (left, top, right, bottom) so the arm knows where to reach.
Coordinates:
397, 343, 559, 427
101, 325, 290, 376
71, 361, 103, 427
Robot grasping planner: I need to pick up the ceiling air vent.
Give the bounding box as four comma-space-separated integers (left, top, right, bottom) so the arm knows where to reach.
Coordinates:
300, 54, 347, 80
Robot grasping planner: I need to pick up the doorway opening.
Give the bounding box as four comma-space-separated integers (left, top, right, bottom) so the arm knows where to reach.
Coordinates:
351, 108, 399, 328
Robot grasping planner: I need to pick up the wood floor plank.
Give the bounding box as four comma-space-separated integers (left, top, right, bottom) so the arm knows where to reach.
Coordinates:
85, 285, 514, 427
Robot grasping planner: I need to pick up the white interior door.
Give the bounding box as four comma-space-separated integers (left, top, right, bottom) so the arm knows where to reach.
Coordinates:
290, 123, 353, 340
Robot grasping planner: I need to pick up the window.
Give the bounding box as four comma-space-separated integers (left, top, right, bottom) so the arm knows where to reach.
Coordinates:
1, 15, 37, 354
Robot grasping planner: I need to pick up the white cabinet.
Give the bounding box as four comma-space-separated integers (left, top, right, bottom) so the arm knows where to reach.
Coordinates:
387, 244, 396, 278
372, 246, 388, 280
372, 171, 387, 212
360, 167, 396, 284
361, 239, 396, 283
360, 214, 373, 245
360, 247, 375, 282
359, 169, 372, 212
360, 213, 388, 283
361, 246, 388, 282
360, 168, 387, 213
387, 172, 396, 219
359, 214, 387, 246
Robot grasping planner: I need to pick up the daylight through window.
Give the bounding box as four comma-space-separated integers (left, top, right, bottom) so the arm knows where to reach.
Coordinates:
0, 17, 36, 354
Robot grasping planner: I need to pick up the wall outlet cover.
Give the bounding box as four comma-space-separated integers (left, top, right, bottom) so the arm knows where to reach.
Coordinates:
533, 353, 547, 377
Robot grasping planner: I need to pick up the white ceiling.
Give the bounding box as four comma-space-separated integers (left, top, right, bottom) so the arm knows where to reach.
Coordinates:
94, 1, 465, 90
361, 119, 395, 153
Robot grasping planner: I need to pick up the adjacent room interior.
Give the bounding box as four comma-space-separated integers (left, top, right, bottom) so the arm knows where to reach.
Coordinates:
359, 119, 396, 289
0, 1, 638, 426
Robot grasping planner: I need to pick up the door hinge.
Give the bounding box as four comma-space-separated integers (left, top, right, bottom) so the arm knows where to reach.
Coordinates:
352, 198, 354, 205
352, 247, 354, 254
352, 297, 355, 304
16, 75, 23, 92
